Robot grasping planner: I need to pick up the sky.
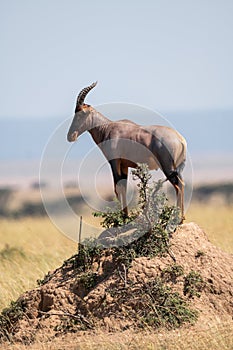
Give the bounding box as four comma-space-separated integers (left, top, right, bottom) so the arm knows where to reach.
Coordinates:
1, 0, 233, 119
0, 1, 233, 188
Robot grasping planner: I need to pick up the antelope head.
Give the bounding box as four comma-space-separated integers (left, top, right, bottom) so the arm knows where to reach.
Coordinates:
67, 82, 97, 142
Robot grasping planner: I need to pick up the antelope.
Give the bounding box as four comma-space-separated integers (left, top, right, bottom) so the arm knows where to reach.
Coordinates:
67, 82, 187, 222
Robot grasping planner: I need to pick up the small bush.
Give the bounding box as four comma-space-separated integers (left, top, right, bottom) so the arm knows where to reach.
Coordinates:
79, 272, 99, 291
184, 271, 205, 298
93, 164, 181, 232
63, 238, 103, 272
161, 264, 184, 282
54, 314, 93, 333
107, 278, 198, 329
0, 301, 25, 341
0, 245, 25, 260
93, 164, 180, 258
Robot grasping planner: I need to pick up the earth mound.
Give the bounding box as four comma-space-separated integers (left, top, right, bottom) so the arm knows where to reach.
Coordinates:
0, 222, 232, 344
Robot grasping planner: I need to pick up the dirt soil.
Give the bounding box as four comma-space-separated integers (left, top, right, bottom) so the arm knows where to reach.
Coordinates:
0, 222, 232, 344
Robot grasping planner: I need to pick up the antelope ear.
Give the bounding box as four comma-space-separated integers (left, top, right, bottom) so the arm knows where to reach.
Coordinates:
75, 104, 83, 114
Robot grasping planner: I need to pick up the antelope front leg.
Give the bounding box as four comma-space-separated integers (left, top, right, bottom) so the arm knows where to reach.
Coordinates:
120, 168, 128, 217
168, 171, 185, 224
110, 160, 128, 217
115, 178, 128, 217
176, 175, 185, 223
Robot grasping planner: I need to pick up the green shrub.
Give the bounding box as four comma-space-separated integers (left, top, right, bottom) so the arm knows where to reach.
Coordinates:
56, 164, 203, 331
161, 264, 184, 282
107, 278, 198, 329
0, 245, 25, 261
0, 301, 25, 341
184, 271, 205, 298
79, 272, 99, 291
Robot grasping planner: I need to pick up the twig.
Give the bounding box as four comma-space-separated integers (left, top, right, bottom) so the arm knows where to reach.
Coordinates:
38, 310, 93, 328
118, 264, 128, 288
78, 216, 83, 253
168, 248, 176, 262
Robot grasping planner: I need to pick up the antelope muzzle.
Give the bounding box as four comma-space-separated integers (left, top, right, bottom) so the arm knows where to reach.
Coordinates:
67, 131, 78, 142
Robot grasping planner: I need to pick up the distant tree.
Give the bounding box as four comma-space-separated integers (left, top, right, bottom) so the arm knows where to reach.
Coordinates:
0, 188, 14, 216
30, 181, 47, 189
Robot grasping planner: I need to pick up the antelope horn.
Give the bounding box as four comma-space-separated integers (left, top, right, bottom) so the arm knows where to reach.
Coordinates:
76, 81, 98, 106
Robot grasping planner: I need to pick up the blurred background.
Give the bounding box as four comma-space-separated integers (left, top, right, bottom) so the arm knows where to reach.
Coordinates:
1, 0, 232, 214
0, 1, 232, 308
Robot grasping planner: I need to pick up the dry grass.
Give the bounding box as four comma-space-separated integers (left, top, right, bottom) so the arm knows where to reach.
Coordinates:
0, 218, 76, 310
186, 202, 233, 253
0, 202, 232, 349
2, 323, 233, 350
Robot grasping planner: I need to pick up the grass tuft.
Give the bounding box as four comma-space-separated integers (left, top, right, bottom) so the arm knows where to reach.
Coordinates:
0, 300, 25, 341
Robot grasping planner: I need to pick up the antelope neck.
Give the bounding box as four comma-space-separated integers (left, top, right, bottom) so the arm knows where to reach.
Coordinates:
88, 110, 110, 145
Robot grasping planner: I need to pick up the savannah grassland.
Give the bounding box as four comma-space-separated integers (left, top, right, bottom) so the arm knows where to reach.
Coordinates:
0, 202, 233, 349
